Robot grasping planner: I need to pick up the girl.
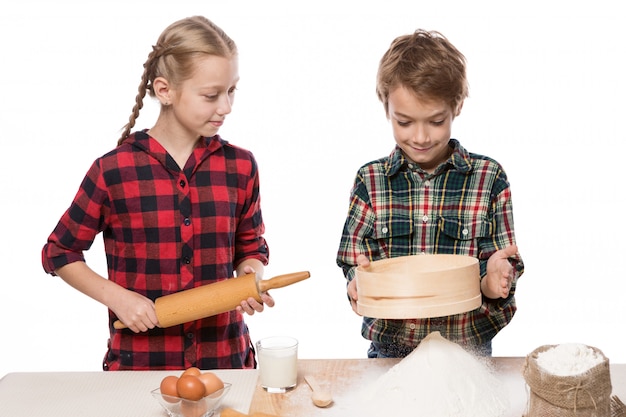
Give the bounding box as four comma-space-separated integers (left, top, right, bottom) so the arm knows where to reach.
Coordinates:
42, 16, 272, 370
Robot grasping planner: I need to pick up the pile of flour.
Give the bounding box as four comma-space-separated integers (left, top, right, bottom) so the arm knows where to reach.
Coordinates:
536, 343, 604, 376
352, 332, 508, 417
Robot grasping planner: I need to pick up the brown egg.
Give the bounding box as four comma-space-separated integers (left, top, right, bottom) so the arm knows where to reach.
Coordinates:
176, 375, 206, 401
159, 375, 180, 403
180, 398, 208, 417
197, 372, 224, 396
181, 366, 202, 377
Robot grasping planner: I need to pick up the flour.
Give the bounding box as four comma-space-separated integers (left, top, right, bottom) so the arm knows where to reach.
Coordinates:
535, 343, 604, 376
352, 332, 508, 417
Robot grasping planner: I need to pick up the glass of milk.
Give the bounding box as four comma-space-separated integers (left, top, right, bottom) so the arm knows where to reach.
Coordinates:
256, 336, 298, 393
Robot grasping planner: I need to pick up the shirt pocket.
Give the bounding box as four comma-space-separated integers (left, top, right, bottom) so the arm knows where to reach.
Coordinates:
436, 215, 493, 253
372, 214, 413, 257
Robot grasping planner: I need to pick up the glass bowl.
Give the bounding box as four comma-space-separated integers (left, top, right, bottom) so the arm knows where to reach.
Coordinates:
151, 383, 231, 417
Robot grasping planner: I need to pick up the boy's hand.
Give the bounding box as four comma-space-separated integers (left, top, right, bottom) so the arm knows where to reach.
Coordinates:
482, 244, 519, 299
347, 254, 370, 315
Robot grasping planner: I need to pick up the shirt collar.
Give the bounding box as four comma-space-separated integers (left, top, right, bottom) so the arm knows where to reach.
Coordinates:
385, 139, 473, 176
127, 131, 227, 157
124, 131, 229, 174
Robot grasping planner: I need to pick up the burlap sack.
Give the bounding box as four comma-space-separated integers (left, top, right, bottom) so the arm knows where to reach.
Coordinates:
522, 344, 612, 417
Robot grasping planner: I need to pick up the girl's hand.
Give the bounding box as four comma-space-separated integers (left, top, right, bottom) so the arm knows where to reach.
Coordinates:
482, 244, 519, 299
238, 292, 275, 316
235, 262, 274, 315
110, 288, 159, 333
54, 261, 158, 333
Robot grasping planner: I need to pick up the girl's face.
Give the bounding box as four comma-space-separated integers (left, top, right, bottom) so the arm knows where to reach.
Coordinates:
169, 55, 239, 139
387, 86, 458, 173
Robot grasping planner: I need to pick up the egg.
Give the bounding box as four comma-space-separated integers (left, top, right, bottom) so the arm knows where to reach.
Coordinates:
176, 375, 206, 401
197, 372, 224, 396
181, 366, 202, 377
159, 375, 180, 403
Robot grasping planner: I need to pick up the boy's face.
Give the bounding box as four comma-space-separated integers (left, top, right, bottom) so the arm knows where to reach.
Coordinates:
387, 86, 458, 173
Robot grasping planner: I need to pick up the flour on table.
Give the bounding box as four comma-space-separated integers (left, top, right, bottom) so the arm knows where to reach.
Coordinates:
352, 331, 508, 417
535, 343, 604, 376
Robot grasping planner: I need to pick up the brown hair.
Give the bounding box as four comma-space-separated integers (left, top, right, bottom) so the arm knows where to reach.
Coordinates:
118, 16, 237, 145
376, 29, 468, 115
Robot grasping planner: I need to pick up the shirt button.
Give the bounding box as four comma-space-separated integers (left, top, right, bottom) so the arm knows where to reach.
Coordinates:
179, 180, 186, 187
184, 257, 191, 264
462, 228, 469, 236
424, 180, 430, 187
381, 227, 388, 234
186, 333, 194, 339
409, 323, 416, 330
184, 218, 191, 226
422, 215, 429, 223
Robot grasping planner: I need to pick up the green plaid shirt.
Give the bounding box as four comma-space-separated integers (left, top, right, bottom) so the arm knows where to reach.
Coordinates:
337, 139, 524, 348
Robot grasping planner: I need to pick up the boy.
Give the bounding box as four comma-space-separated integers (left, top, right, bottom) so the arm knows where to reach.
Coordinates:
336, 29, 524, 357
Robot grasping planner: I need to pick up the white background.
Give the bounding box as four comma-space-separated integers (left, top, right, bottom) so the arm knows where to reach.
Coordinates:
1, 0, 624, 377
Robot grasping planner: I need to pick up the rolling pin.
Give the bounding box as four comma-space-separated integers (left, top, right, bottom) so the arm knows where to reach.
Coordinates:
113, 271, 310, 329
221, 409, 281, 417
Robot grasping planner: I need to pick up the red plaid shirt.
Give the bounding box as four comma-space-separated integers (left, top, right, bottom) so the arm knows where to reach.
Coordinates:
42, 131, 269, 370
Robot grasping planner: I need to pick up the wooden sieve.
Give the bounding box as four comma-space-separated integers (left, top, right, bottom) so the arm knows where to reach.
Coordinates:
355, 254, 480, 319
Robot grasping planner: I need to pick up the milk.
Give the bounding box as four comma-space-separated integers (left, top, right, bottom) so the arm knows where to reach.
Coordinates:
256, 336, 298, 393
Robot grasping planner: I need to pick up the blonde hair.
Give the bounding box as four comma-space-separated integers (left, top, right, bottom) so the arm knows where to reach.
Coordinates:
376, 30, 468, 115
118, 16, 237, 145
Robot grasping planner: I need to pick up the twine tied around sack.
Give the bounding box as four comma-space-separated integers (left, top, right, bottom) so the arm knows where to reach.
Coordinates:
554, 380, 597, 412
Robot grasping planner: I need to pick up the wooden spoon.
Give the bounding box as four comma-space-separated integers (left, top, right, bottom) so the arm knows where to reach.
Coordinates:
304, 374, 333, 408
221, 408, 280, 417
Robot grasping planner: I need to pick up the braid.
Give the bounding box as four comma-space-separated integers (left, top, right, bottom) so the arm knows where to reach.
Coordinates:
117, 47, 160, 146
